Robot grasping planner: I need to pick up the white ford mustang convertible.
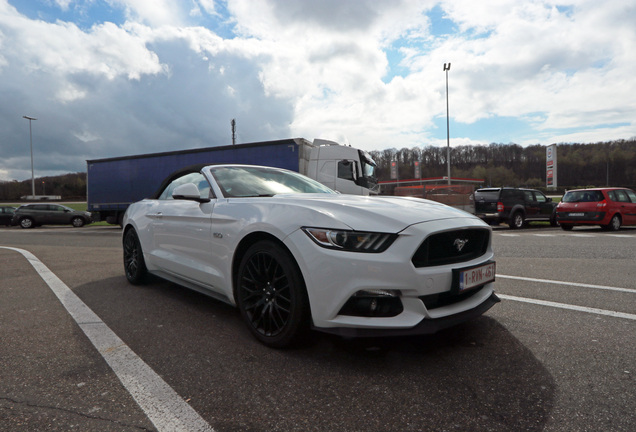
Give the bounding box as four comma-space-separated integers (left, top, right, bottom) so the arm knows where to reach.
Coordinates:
123, 164, 499, 347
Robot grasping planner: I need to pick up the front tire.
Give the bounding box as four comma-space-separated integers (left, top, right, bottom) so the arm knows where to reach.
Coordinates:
509, 212, 525, 229
123, 228, 148, 284
236, 240, 309, 348
71, 217, 85, 227
20, 217, 34, 229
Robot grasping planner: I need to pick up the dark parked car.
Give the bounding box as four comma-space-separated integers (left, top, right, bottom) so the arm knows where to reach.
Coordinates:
0, 206, 16, 226
11, 203, 92, 229
474, 187, 558, 229
556, 187, 636, 231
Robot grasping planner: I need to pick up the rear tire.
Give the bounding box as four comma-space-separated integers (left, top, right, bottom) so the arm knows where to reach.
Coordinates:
123, 228, 148, 284
509, 212, 525, 229
236, 240, 309, 348
604, 214, 621, 231
560, 224, 573, 231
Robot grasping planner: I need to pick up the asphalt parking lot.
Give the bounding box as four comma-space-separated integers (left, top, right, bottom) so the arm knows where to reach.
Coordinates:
1, 225, 635, 431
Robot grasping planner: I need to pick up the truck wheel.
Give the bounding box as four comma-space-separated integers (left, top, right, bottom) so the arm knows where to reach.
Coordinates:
509, 212, 525, 229
71, 217, 85, 227
20, 217, 35, 229
123, 229, 148, 285
236, 240, 309, 348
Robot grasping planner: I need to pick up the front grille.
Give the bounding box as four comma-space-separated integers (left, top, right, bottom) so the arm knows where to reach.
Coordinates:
412, 228, 490, 268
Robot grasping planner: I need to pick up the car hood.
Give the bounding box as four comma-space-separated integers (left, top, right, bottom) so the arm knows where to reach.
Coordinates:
270, 194, 480, 232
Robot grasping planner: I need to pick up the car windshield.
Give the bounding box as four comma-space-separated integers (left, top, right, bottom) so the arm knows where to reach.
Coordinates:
562, 190, 604, 203
209, 166, 336, 198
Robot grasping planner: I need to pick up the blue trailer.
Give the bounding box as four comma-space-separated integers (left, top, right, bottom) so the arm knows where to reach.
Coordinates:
87, 138, 378, 225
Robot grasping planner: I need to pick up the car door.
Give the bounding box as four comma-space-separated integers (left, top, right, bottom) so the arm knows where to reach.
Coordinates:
533, 191, 554, 219
30, 204, 49, 224
147, 172, 220, 289
616, 189, 636, 225
523, 190, 540, 219
48, 205, 69, 224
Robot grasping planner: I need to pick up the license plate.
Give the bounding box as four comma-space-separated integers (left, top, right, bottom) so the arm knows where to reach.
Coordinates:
568, 212, 584, 217
456, 262, 496, 292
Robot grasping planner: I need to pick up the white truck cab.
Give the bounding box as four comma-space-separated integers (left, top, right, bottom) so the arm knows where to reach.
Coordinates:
306, 139, 379, 195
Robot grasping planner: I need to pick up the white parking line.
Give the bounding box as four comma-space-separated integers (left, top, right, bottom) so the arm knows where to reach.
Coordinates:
498, 294, 636, 321
498, 274, 636, 294
1, 247, 214, 432
497, 274, 636, 294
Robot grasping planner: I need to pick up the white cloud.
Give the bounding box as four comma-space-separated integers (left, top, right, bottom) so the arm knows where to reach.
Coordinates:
0, 0, 635, 182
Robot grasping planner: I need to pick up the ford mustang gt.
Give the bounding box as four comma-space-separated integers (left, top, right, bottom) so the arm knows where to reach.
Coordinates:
122, 164, 499, 347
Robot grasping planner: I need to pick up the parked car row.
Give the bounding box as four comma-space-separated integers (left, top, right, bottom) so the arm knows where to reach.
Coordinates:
1, 203, 92, 228
3, 187, 636, 231
473, 186, 636, 231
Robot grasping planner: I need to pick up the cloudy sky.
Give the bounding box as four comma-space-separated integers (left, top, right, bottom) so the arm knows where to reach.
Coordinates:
1, 0, 635, 182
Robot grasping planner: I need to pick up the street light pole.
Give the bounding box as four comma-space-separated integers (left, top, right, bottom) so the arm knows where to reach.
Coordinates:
443, 63, 451, 185
23, 115, 37, 198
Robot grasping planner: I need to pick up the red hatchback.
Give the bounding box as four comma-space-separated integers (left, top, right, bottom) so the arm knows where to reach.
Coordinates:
556, 188, 636, 231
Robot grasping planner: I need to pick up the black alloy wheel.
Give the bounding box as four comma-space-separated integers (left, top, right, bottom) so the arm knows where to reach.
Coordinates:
236, 240, 309, 348
123, 229, 148, 284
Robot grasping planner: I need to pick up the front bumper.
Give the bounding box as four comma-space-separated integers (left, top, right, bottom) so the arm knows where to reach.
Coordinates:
316, 292, 500, 337
285, 217, 498, 334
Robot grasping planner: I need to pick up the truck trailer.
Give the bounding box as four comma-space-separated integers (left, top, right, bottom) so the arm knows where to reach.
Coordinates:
87, 138, 378, 225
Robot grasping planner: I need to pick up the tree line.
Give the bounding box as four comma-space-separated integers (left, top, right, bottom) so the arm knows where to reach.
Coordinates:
1, 139, 634, 200
369, 139, 636, 192
0, 172, 87, 201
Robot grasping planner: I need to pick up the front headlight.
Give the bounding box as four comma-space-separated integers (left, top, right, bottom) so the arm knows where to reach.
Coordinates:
302, 227, 397, 253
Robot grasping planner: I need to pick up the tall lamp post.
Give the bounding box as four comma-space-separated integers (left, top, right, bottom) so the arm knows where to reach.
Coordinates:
443, 62, 451, 185
23, 115, 37, 198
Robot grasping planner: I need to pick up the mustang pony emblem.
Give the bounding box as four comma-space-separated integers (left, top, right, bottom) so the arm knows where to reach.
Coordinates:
453, 238, 469, 252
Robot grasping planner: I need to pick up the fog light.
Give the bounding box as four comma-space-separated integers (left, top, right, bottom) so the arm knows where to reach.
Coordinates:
338, 290, 403, 317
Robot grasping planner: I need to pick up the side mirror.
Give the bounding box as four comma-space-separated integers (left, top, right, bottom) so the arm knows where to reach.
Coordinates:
547, 197, 552, 202
172, 183, 210, 203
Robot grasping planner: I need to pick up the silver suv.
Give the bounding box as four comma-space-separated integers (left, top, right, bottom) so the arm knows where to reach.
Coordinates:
11, 204, 92, 229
